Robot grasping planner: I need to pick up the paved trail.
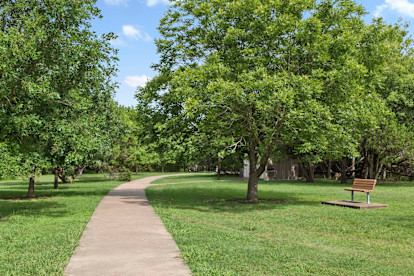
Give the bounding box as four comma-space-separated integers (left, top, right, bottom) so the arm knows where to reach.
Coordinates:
64, 175, 191, 276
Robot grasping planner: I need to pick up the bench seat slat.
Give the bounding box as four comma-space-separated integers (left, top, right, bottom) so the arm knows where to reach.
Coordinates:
352, 186, 375, 189
344, 188, 373, 193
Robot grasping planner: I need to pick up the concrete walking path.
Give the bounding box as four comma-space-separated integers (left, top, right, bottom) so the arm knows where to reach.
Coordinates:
64, 175, 191, 276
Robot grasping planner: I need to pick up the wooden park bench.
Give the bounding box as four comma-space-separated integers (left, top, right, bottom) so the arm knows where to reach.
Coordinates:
344, 178, 377, 204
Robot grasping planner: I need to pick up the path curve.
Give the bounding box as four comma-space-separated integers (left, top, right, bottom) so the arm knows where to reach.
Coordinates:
64, 174, 191, 276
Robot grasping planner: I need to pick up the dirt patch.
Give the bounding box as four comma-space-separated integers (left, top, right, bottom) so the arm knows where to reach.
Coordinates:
2, 195, 57, 201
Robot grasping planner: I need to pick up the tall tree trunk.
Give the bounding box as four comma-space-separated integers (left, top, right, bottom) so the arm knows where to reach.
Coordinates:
54, 169, 59, 190
28, 177, 35, 198
328, 160, 332, 179
247, 172, 259, 201
217, 156, 222, 180
341, 157, 347, 184
300, 162, 315, 183
351, 157, 355, 178
363, 166, 369, 179
246, 140, 259, 202
246, 140, 269, 202
161, 164, 164, 173
375, 163, 384, 180
135, 165, 138, 175
372, 153, 383, 180
302, 163, 315, 183
369, 154, 375, 179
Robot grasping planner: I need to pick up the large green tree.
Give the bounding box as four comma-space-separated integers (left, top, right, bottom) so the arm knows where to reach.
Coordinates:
0, 0, 118, 196
149, 0, 399, 201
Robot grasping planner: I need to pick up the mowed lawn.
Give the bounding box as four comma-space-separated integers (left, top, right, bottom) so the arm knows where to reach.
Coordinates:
0, 172, 164, 275
147, 175, 414, 275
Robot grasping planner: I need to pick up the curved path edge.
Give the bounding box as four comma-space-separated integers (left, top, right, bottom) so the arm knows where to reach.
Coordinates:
64, 174, 191, 276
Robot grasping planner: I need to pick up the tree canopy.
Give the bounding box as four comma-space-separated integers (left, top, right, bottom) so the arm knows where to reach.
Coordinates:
139, 0, 413, 201
0, 0, 118, 196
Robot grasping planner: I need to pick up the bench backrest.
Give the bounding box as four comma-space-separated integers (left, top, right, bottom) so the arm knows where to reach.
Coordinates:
352, 178, 377, 192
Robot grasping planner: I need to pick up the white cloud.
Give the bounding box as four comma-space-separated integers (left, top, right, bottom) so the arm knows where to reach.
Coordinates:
374, 4, 388, 18
122, 25, 152, 42
125, 75, 151, 88
109, 37, 126, 46
104, 0, 128, 5
375, 0, 414, 17
146, 0, 170, 7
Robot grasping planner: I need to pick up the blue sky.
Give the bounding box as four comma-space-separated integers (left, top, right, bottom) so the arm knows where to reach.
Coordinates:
92, 0, 414, 107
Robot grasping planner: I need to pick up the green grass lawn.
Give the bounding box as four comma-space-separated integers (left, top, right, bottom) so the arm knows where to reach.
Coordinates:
0, 172, 165, 275
147, 176, 414, 275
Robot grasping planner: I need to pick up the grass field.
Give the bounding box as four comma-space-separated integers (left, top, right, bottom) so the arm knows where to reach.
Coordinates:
147, 175, 414, 275
0, 172, 164, 275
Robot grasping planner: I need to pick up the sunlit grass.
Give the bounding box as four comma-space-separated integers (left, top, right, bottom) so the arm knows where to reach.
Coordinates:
147, 176, 414, 275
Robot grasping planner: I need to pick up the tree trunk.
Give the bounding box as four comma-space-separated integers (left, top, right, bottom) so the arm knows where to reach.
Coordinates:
161, 164, 164, 173
58, 168, 68, 183
375, 163, 384, 180
135, 165, 138, 175
72, 166, 85, 183
363, 165, 369, 179
246, 140, 269, 202
369, 154, 375, 179
244, 131, 276, 202
303, 164, 315, 183
28, 177, 35, 198
328, 160, 332, 179
300, 162, 315, 183
341, 157, 347, 184
372, 153, 383, 180
54, 169, 59, 190
217, 156, 222, 180
351, 157, 355, 178
247, 172, 259, 202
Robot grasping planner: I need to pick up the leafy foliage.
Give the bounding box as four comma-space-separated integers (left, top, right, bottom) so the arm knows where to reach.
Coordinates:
146, 0, 407, 198
0, 0, 119, 194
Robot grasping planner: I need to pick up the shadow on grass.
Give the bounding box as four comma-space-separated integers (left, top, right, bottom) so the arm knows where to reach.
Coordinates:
0, 178, 117, 220
0, 178, 121, 198
0, 200, 66, 220
148, 185, 320, 214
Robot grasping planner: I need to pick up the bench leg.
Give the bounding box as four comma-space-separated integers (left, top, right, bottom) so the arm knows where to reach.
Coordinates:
351, 191, 354, 202
367, 192, 370, 204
